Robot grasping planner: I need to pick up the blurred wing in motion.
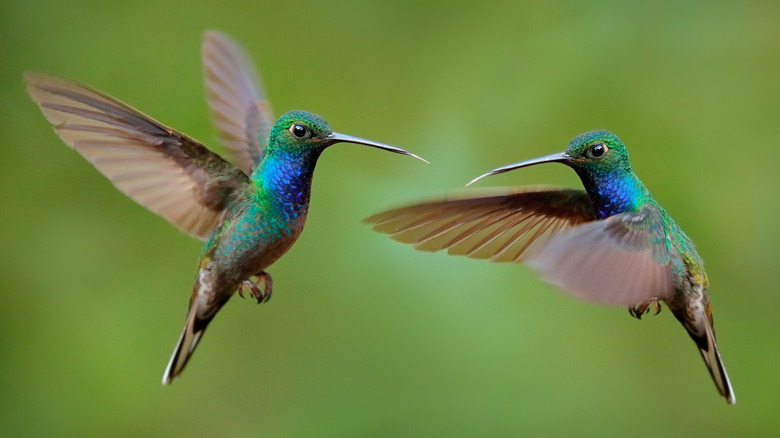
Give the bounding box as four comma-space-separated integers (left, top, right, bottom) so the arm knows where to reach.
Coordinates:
203, 30, 275, 175
25, 71, 249, 241
528, 205, 673, 305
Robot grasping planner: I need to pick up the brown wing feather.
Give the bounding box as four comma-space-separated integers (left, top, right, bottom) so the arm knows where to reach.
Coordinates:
25, 71, 249, 241
365, 187, 594, 263
202, 30, 274, 175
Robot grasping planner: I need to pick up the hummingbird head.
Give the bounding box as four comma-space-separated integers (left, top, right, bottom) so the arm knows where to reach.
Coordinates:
467, 130, 631, 186
562, 130, 631, 175
268, 110, 427, 162
268, 110, 333, 155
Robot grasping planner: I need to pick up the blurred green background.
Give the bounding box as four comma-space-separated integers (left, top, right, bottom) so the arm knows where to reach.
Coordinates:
2, 0, 779, 436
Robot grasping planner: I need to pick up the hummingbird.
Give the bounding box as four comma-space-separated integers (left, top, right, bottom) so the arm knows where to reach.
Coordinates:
365, 130, 735, 404
25, 31, 427, 384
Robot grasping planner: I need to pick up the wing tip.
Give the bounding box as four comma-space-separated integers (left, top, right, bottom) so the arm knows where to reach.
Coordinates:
23, 70, 56, 102
23, 70, 43, 84
203, 29, 230, 44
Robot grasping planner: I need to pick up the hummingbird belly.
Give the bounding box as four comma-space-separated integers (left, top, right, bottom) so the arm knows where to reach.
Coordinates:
214, 208, 307, 286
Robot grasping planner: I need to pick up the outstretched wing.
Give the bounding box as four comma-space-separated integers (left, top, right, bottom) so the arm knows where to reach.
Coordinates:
25, 71, 250, 241
527, 205, 673, 305
364, 188, 594, 262
367, 189, 673, 306
202, 30, 274, 175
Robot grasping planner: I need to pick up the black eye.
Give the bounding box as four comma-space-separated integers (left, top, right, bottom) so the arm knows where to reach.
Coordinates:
586, 143, 608, 159
289, 123, 310, 139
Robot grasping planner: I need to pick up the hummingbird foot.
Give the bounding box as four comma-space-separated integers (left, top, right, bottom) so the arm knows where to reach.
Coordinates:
629, 299, 662, 319
239, 272, 273, 304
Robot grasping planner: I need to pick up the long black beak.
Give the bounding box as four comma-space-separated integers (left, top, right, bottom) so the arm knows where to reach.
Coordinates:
326, 132, 429, 164
466, 152, 571, 186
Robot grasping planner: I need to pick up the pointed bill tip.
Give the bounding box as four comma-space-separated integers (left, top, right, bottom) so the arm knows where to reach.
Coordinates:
405, 151, 430, 164
466, 152, 571, 187
327, 132, 428, 163
465, 171, 497, 187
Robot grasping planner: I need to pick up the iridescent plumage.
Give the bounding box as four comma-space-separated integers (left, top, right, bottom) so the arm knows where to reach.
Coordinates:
26, 31, 426, 384
366, 130, 735, 404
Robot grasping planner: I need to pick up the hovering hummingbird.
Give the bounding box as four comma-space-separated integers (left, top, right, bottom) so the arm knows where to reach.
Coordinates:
365, 130, 735, 404
25, 31, 427, 384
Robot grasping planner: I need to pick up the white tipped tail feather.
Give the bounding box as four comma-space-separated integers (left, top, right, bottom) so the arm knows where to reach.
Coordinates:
699, 322, 736, 404
162, 305, 205, 385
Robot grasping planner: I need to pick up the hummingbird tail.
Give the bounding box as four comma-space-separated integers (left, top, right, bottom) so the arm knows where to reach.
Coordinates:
696, 322, 736, 404
162, 304, 207, 385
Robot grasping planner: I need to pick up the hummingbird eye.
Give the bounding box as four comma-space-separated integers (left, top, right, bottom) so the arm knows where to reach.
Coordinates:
586, 143, 608, 159
289, 123, 311, 139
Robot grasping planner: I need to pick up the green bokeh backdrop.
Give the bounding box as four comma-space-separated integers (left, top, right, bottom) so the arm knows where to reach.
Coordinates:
2, 0, 779, 436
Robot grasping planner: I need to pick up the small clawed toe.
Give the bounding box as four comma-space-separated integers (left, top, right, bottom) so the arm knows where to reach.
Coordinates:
629, 298, 662, 319
240, 272, 273, 304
